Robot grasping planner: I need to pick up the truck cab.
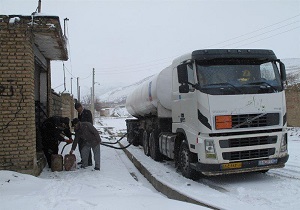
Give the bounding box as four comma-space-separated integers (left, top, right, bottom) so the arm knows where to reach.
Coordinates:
173, 49, 289, 177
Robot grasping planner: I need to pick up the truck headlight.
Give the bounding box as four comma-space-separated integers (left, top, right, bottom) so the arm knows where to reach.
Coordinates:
280, 133, 288, 152
205, 139, 217, 159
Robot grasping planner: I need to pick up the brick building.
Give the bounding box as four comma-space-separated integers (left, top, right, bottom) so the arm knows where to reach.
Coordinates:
0, 14, 68, 175
286, 84, 300, 127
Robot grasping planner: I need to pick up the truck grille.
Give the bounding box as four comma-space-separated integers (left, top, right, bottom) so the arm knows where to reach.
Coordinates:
222, 148, 275, 160
232, 113, 279, 128
220, 136, 277, 148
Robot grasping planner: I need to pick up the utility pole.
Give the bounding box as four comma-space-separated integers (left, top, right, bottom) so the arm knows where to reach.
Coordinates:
78, 86, 81, 101
70, 77, 73, 95
91, 68, 95, 124
63, 63, 66, 92
77, 77, 80, 102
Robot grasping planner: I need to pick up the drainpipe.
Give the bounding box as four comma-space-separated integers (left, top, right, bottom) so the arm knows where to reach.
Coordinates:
38, 0, 42, 13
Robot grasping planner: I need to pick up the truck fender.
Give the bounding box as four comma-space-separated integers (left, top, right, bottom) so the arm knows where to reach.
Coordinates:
175, 128, 198, 167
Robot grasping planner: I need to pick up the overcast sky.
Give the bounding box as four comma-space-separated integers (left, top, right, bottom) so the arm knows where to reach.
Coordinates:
1, 0, 300, 98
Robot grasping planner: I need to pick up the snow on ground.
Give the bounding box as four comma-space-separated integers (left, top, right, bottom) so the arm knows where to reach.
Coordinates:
1, 117, 299, 210
0, 118, 205, 210
99, 117, 300, 210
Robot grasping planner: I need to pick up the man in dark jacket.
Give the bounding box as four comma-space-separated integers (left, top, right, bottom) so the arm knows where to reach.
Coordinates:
75, 102, 93, 124
70, 118, 101, 170
75, 102, 93, 166
41, 116, 73, 168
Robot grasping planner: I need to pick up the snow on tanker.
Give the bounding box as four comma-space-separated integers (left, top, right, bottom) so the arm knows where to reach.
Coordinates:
126, 49, 289, 180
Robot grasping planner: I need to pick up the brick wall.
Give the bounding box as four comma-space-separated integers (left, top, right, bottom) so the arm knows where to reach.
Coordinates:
1, 14, 68, 176
0, 16, 38, 175
51, 91, 75, 123
51, 90, 63, 116
286, 84, 300, 127
61, 93, 75, 121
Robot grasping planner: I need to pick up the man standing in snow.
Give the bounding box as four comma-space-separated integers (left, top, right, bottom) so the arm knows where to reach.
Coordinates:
70, 118, 101, 170
74, 102, 93, 166
41, 116, 73, 168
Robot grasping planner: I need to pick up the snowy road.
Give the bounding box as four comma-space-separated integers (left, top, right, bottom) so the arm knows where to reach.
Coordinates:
1, 117, 299, 209
100, 117, 300, 210
0, 134, 203, 210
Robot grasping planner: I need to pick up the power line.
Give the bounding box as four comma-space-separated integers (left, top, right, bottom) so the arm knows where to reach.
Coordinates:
63, 62, 76, 78
205, 14, 300, 48
65, 18, 74, 78
95, 60, 169, 74
94, 14, 300, 74
53, 83, 65, 90
81, 72, 93, 80
219, 21, 299, 48
94, 57, 172, 72
95, 67, 160, 75
55, 14, 300, 87
235, 26, 300, 48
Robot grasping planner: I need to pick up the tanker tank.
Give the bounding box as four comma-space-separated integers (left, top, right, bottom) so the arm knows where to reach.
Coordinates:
126, 66, 172, 118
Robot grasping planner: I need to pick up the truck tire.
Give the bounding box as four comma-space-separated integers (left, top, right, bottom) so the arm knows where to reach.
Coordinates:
139, 129, 145, 146
149, 131, 161, 161
179, 140, 200, 180
132, 130, 141, 146
143, 130, 150, 156
127, 131, 139, 146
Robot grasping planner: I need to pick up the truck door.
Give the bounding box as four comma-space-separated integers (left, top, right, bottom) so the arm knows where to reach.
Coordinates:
172, 66, 181, 123
174, 63, 198, 132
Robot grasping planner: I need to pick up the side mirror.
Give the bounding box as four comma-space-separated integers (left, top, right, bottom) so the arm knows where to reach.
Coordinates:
179, 84, 189, 93
279, 61, 286, 81
177, 64, 188, 84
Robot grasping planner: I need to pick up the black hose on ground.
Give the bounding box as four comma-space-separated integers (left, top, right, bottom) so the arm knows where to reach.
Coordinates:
101, 141, 132, 150
100, 132, 127, 145
100, 133, 133, 150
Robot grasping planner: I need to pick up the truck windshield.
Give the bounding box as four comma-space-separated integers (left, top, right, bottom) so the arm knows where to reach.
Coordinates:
196, 60, 283, 95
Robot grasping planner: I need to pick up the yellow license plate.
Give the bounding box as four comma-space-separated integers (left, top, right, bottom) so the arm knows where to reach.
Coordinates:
222, 162, 242, 169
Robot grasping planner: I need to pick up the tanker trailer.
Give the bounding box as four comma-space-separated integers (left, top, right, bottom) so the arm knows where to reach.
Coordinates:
126, 49, 289, 180
126, 65, 173, 153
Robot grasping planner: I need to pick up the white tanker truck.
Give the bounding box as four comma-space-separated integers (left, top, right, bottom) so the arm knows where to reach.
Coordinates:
126, 49, 289, 179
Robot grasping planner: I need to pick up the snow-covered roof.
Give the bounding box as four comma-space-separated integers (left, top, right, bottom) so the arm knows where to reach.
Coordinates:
1, 14, 68, 61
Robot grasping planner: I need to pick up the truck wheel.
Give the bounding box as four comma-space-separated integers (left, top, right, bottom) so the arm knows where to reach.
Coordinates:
143, 130, 150, 156
132, 130, 142, 146
133, 136, 140, 146
149, 131, 161, 161
179, 140, 200, 180
138, 129, 144, 146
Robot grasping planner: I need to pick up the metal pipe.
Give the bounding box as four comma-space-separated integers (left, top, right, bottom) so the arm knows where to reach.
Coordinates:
38, 0, 42, 13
